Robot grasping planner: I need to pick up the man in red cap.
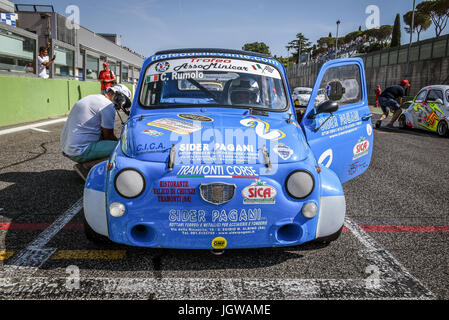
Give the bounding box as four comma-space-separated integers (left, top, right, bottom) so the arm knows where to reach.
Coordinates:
98, 61, 116, 94
375, 84, 381, 108
375, 80, 411, 128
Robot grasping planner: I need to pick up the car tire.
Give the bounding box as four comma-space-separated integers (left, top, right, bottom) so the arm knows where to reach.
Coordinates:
83, 214, 112, 245
313, 225, 343, 245
398, 114, 408, 129
437, 120, 449, 137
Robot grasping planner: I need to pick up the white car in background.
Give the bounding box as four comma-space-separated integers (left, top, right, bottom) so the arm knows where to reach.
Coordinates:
292, 87, 328, 107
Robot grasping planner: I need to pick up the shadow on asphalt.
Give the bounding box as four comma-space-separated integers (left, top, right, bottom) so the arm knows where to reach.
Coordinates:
375, 126, 449, 139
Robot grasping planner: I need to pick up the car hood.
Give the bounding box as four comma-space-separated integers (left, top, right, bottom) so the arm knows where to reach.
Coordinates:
295, 94, 311, 100
121, 111, 309, 165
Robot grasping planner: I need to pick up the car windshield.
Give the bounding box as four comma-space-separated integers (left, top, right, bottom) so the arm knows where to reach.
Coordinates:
296, 89, 312, 95
140, 57, 288, 110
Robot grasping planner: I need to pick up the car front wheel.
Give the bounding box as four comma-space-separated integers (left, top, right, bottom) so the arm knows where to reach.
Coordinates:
437, 120, 448, 137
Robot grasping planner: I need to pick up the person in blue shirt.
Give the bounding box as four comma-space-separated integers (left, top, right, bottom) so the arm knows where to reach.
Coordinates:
375, 80, 411, 128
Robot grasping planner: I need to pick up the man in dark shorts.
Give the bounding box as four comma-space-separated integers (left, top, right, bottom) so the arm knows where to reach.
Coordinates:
375, 80, 411, 128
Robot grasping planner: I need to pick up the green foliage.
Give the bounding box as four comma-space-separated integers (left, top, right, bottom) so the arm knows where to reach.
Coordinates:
286, 33, 312, 62
403, 10, 432, 42
417, 0, 449, 37
391, 14, 402, 47
242, 42, 271, 55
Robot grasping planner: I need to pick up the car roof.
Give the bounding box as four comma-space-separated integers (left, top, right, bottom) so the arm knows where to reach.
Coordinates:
420, 85, 449, 91
154, 48, 274, 59
294, 87, 312, 91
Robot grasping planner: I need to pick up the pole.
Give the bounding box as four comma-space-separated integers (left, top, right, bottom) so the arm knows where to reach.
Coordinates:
336, 20, 341, 59
406, 0, 416, 76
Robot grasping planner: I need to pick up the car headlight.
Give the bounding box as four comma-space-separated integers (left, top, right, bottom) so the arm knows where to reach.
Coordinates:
114, 169, 146, 198
285, 170, 315, 199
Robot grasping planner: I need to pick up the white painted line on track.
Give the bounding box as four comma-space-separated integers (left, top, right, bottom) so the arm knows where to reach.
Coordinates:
0, 211, 436, 299
29, 127, 51, 133
0, 118, 67, 136
0, 198, 83, 278
343, 217, 435, 299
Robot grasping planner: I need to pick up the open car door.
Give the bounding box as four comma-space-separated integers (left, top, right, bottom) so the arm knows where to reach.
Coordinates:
300, 58, 373, 184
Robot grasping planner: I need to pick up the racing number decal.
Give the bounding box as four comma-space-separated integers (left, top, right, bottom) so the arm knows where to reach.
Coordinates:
425, 111, 439, 127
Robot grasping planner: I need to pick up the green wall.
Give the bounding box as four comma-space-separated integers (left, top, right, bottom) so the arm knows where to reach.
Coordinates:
0, 76, 134, 128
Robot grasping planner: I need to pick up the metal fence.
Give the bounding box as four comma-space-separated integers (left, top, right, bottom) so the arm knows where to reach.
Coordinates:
363, 34, 449, 68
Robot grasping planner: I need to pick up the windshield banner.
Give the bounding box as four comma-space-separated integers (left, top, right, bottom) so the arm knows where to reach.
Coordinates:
146, 58, 282, 82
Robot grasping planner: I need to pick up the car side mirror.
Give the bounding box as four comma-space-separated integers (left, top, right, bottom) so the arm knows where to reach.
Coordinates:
308, 100, 339, 119
316, 100, 339, 114
435, 98, 443, 105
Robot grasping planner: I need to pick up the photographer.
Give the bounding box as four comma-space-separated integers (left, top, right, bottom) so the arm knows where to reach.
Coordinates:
60, 84, 131, 180
37, 42, 56, 79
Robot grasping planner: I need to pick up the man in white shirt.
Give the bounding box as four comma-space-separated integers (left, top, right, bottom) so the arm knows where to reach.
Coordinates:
37, 44, 56, 79
61, 84, 131, 180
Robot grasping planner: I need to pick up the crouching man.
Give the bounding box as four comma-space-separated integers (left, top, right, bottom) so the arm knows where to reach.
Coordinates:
60, 84, 131, 180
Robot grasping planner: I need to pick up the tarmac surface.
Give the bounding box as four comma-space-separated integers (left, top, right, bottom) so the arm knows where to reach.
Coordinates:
0, 113, 447, 300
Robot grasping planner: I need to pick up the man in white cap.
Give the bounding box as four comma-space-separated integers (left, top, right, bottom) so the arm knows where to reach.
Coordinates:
60, 84, 131, 180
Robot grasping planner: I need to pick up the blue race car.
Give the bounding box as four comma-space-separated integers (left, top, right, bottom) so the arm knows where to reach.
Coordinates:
83, 49, 373, 250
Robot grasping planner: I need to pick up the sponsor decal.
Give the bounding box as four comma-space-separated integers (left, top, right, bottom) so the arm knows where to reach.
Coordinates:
153, 180, 195, 203
318, 110, 362, 138
142, 128, 163, 137
177, 114, 213, 122
147, 118, 201, 135
179, 143, 254, 153
242, 180, 276, 205
148, 58, 282, 80
155, 61, 170, 73
353, 137, 369, 160
136, 142, 165, 154
273, 143, 293, 160
174, 61, 248, 73
178, 143, 258, 163
348, 161, 369, 176
176, 165, 258, 179
168, 208, 267, 236
240, 117, 285, 140
150, 52, 282, 68
212, 237, 227, 249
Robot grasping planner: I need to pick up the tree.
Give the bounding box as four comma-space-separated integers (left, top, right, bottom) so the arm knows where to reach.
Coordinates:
417, 0, 449, 37
286, 33, 311, 63
391, 14, 402, 47
328, 32, 332, 38
242, 42, 271, 55
403, 10, 432, 42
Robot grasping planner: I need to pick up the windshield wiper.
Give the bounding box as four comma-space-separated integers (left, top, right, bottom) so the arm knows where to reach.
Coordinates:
186, 78, 221, 103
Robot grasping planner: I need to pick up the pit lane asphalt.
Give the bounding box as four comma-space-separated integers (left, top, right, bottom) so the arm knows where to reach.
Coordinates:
0, 114, 447, 299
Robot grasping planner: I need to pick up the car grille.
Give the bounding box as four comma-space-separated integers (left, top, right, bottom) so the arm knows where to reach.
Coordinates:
199, 183, 236, 205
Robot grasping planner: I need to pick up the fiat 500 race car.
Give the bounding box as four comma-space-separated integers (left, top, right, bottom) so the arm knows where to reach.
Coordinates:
398, 85, 449, 137
83, 49, 374, 250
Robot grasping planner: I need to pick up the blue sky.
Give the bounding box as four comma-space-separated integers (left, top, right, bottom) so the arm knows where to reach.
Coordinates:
12, 0, 444, 57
